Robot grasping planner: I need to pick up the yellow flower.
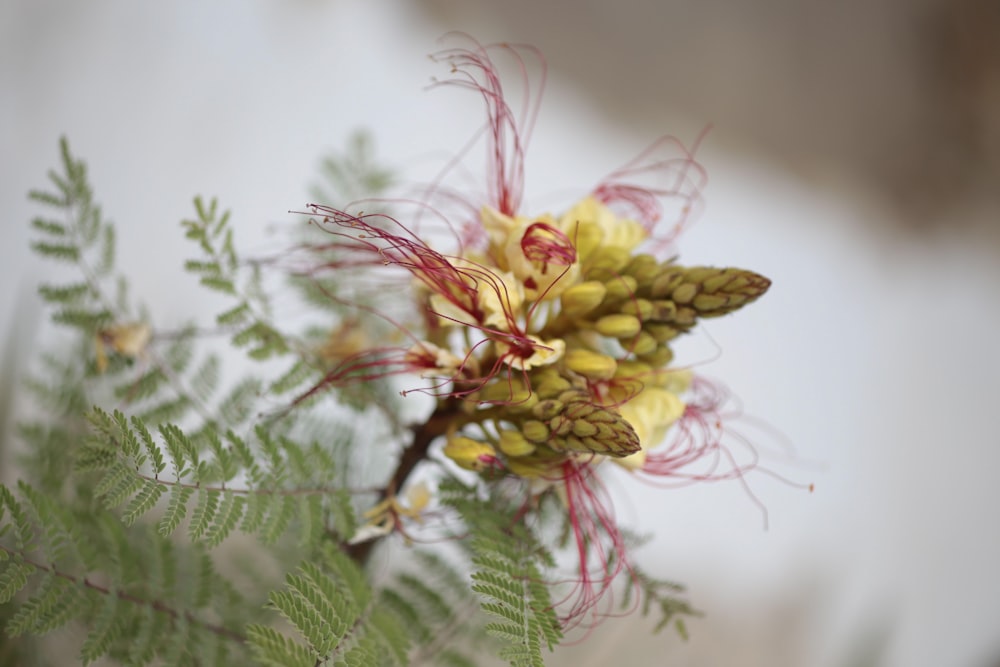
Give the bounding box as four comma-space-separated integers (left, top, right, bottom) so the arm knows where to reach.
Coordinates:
559, 197, 647, 260
348, 482, 432, 545
95, 322, 151, 373
481, 206, 581, 301
404, 342, 465, 378
496, 335, 565, 371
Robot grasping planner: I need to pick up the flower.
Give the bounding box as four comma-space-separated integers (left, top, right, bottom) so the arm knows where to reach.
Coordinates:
95, 322, 151, 373
348, 482, 432, 545
304, 38, 773, 629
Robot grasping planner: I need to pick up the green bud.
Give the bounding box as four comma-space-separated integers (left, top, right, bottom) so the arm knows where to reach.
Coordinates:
624, 253, 659, 285
573, 220, 605, 261
443, 437, 497, 472
637, 344, 675, 366
543, 390, 640, 457
560, 281, 608, 317
586, 246, 631, 274
532, 368, 573, 399
644, 322, 680, 343
671, 282, 698, 304
650, 269, 685, 299
620, 298, 654, 320
673, 306, 697, 327
498, 430, 537, 457
625, 331, 658, 357
532, 398, 565, 421
603, 275, 639, 302
664, 267, 771, 316
614, 360, 653, 379
649, 300, 678, 322
564, 349, 618, 380
479, 377, 530, 404
595, 314, 642, 339
521, 420, 550, 443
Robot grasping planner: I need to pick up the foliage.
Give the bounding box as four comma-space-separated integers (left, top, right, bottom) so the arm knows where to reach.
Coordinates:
1, 132, 708, 666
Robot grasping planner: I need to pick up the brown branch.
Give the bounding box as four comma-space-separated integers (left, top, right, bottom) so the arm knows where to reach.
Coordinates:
0, 545, 246, 644
343, 399, 461, 565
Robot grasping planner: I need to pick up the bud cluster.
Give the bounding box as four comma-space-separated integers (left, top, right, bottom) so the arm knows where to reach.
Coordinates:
551, 254, 771, 368
422, 198, 771, 478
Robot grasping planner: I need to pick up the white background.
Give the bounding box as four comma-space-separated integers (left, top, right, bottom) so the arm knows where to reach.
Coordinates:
3, 2, 999, 666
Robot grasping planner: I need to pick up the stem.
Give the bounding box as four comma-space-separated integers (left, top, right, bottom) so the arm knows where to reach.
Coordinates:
343, 399, 461, 565
0, 545, 245, 644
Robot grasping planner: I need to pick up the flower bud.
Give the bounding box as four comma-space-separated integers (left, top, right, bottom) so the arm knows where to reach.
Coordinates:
620, 298, 654, 321
644, 322, 679, 343
479, 377, 529, 403
595, 314, 642, 339
625, 331, 658, 357
650, 270, 685, 299
637, 344, 674, 367
498, 430, 536, 457
442, 436, 497, 472
532, 398, 565, 421
506, 454, 558, 478
521, 420, 550, 443
560, 281, 608, 317
603, 275, 639, 302
564, 349, 618, 380
624, 253, 659, 286
571, 220, 604, 261
543, 390, 640, 457
586, 246, 631, 274
533, 371, 573, 399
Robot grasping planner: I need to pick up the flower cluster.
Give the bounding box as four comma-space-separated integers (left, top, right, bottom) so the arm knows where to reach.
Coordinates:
306, 39, 771, 627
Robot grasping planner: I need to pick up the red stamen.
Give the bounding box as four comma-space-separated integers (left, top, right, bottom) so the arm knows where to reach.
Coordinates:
431, 37, 546, 217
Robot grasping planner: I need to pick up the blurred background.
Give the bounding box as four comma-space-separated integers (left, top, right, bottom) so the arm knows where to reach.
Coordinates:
2, 1, 999, 665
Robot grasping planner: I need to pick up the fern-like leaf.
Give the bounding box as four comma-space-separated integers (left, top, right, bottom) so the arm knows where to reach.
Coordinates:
246, 623, 315, 667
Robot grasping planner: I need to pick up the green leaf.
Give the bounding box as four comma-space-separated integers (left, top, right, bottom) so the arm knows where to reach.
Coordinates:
204, 491, 245, 547
246, 624, 315, 667
121, 479, 167, 527
199, 276, 236, 295
37, 282, 91, 303
31, 241, 80, 261
0, 561, 35, 604
216, 302, 251, 327
188, 488, 220, 541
